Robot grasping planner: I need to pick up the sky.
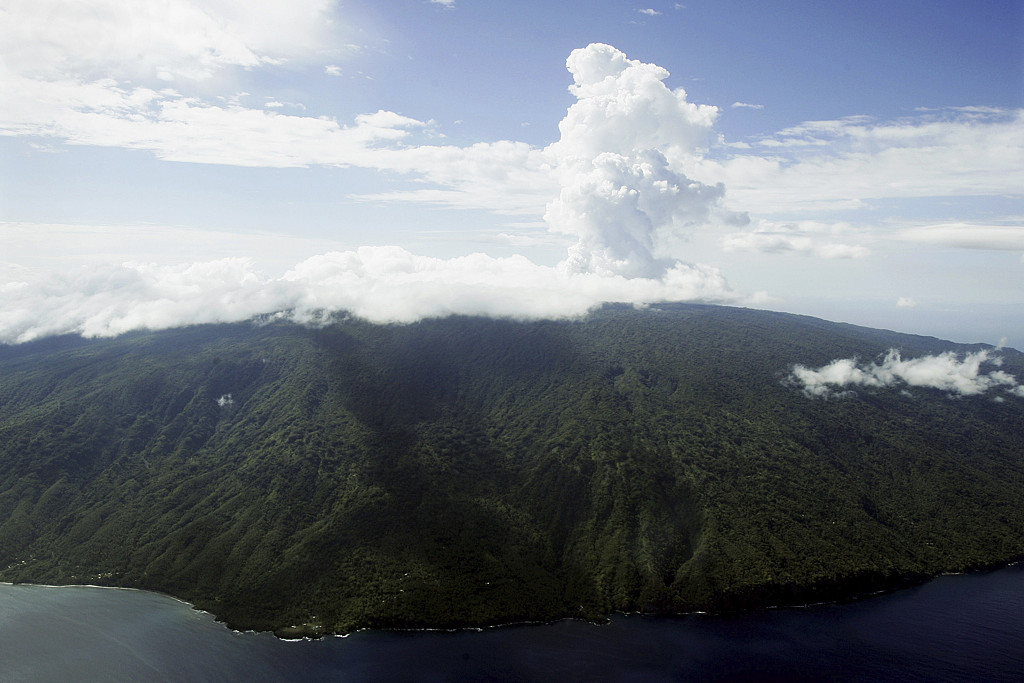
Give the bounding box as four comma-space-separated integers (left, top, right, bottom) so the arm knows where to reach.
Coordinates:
2, 0, 1023, 347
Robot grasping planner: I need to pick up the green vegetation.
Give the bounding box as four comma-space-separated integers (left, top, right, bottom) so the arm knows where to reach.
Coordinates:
0, 304, 1022, 636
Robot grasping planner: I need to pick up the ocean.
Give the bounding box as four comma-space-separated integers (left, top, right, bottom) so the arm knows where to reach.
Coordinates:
1, 564, 1022, 681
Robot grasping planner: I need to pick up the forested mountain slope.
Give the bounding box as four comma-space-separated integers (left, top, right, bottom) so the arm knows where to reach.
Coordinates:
1, 304, 1022, 636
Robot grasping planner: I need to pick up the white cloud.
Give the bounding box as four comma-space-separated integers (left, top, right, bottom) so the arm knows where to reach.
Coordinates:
746, 290, 782, 305
0, 259, 283, 343
544, 44, 732, 278
1, 45, 559, 213
554, 44, 718, 160
0, 250, 735, 344
493, 232, 569, 248
899, 223, 1024, 252
814, 243, 870, 259
2, 0, 337, 82
0, 0, 387, 174
0, 70, 433, 167
263, 99, 305, 110
637, 8, 662, 16
547, 150, 726, 277
790, 349, 1024, 399
896, 297, 918, 308
430, 0, 455, 6
0, 221, 360, 280
6, 26, 1019, 344
18, 25, 1015, 272
365, 44, 739, 274
721, 220, 869, 259
730, 102, 764, 110
4, 5, 1020, 236
696, 109, 1024, 214
722, 228, 809, 254
9, 43, 758, 342
355, 140, 555, 216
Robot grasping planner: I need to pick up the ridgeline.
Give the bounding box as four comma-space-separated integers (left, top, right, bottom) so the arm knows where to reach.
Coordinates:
1, 304, 1022, 636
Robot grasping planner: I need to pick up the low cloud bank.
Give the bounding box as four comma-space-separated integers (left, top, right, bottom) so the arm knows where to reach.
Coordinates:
0, 249, 733, 344
791, 349, 1024, 399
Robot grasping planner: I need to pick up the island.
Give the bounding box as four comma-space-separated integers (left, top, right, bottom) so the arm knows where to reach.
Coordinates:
1, 304, 1022, 637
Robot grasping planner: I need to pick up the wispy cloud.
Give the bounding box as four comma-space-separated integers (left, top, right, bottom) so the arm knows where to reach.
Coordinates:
636, 8, 662, 16
3, 0, 338, 81
899, 223, 1024, 253
1, 76, 435, 168
696, 109, 1024, 215
730, 102, 764, 110
721, 220, 869, 259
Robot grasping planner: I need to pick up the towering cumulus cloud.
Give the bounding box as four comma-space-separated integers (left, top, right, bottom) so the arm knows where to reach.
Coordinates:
545, 44, 729, 278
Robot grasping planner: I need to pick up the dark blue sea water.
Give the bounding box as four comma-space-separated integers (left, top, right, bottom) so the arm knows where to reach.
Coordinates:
1, 565, 1022, 682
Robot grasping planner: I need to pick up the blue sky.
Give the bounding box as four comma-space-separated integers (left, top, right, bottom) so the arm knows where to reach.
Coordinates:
1, 0, 1022, 345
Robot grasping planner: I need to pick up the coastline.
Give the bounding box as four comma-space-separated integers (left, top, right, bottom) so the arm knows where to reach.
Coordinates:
6, 557, 1022, 640
5, 565, 1023, 682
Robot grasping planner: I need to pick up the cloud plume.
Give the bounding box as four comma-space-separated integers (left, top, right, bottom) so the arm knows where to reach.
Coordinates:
790, 349, 1024, 399
544, 43, 736, 278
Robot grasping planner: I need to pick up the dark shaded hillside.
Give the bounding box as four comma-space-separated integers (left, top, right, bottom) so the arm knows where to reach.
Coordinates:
1, 304, 1022, 636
